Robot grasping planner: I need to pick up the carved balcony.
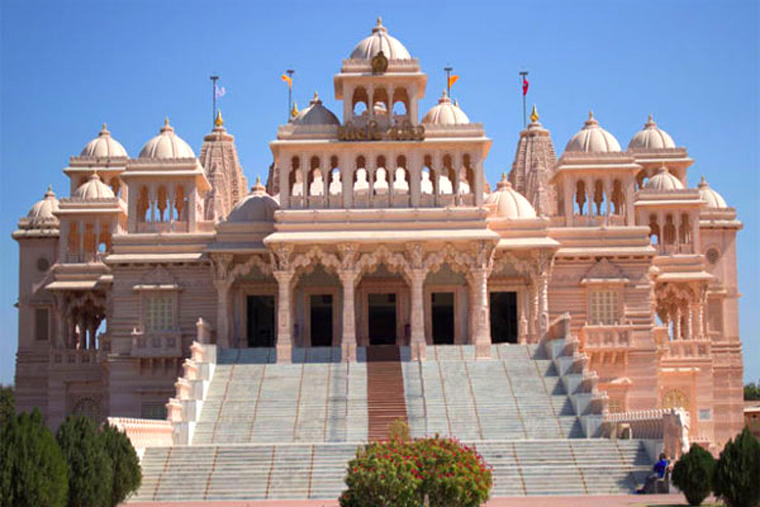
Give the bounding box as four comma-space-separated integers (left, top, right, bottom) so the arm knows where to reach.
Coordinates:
50, 348, 103, 366
664, 339, 711, 359
580, 323, 634, 351
131, 331, 183, 358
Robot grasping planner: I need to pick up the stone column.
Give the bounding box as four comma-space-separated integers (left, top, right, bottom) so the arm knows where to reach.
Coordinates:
78, 220, 85, 262
339, 269, 358, 362
564, 178, 574, 226
686, 304, 694, 340
409, 268, 426, 360
53, 293, 66, 349
214, 280, 232, 348
530, 278, 539, 340
538, 274, 550, 337
674, 306, 682, 340
472, 268, 491, 359
88, 316, 98, 350
274, 269, 295, 364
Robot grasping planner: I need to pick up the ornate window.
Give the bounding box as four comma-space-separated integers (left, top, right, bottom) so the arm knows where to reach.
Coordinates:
72, 397, 101, 422
145, 293, 175, 332
589, 290, 619, 325
662, 388, 690, 411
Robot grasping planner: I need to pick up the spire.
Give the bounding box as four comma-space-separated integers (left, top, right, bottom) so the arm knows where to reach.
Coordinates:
161, 117, 174, 133
100, 122, 109, 136
45, 185, 55, 198
290, 101, 299, 120
530, 104, 539, 123
214, 109, 224, 128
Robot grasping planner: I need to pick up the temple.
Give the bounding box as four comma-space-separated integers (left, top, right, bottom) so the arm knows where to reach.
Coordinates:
13, 17, 744, 461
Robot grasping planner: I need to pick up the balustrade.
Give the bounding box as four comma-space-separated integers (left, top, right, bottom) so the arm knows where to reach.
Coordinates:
131, 331, 183, 357
580, 324, 634, 349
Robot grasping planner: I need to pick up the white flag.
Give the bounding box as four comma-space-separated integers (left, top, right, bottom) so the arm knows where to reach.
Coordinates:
215, 84, 226, 99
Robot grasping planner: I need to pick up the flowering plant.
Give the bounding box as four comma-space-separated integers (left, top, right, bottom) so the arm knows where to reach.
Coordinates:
339, 433, 492, 507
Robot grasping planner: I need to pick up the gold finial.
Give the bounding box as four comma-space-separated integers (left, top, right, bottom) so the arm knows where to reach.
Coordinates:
648, 114, 653, 123
290, 101, 299, 119
313, 91, 319, 102
530, 104, 539, 123
215, 110, 224, 127
377, 16, 382, 26
164, 117, 170, 126
256, 176, 261, 185
588, 110, 594, 120
102, 122, 108, 131
501, 172, 507, 181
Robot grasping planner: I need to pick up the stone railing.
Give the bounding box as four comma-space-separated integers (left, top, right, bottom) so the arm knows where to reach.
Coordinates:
106, 417, 173, 459
664, 339, 711, 359
50, 348, 103, 365
603, 407, 691, 460
131, 331, 183, 357
580, 324, 634, 349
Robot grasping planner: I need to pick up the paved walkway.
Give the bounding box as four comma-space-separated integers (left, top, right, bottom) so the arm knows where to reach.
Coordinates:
128, 493, 692, 506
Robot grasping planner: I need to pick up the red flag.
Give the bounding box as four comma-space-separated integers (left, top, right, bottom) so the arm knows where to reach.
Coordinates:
522, 76, 529, 96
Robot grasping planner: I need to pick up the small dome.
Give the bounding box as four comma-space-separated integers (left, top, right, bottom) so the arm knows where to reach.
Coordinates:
485, 174, 537, 219
350, 17, 411, 60
644, 167, 684, 191
80, 124, 128, 158
73, 173, 116, 199
628, 115, 676, 150
421, 92, 470, 126
292, 92, 340, 126
698, 176, 728, 209
26, 186, 60, 224
565, 111, 621, 153
139, 118, 195, 159
227, 177, 280, 223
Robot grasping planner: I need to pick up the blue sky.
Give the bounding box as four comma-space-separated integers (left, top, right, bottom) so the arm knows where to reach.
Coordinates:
0, 0, 757, 384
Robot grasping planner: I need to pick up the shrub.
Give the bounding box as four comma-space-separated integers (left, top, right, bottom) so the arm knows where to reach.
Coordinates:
57, 415, 113, 507
340, 435, 492, 507
0, 408, 68, 507
100, 423, 142, 507
671, 444, 716, 505
714, 428, 760, 507
0, 386, 13, 428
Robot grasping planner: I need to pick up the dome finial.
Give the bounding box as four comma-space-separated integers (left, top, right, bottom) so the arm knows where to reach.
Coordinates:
45, 185, 55, 198
496, 172, 510, 190
290, 101, 299, 119
256, 175, 261, 185
588, 110, 594, 120
377, 16, 382, 26
164, 117, 170, 126
215, 109, 224, 127
530, 104, 539, 123
454, 98, 459, 107
100, 122, 109, 135
648, 114, 653, 123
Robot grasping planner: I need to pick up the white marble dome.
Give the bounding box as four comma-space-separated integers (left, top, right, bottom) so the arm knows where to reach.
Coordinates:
486, 174, 537, 219
350, 17, 411, 60
698, 176, 728, 209
80, 124, 128, 158
139, 118, 195, 159
227, 178, 280, 223
421, 92, 470, 126
73, 173, 116, 199
293, 92, 340, 126
565, 112, 621, 153
644, 167, 684, 191
26, 186, 60, 224
628, 116, 676, 150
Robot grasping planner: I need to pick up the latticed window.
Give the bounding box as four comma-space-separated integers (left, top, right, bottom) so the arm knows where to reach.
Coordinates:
589, 290, 619, 325
145, 294, 174, 332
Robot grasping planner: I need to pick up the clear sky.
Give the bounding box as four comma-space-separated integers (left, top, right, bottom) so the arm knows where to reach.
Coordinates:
0, 0, 757, 384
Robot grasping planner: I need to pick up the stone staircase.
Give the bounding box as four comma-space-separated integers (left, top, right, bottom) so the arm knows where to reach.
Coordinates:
366, 345, 407, 441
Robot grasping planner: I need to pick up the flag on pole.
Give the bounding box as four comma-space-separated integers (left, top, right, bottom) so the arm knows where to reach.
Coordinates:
448, 75, 459, 90
281, 74, 292, 90
522, 76, 529, 96
215, 84, 226, 99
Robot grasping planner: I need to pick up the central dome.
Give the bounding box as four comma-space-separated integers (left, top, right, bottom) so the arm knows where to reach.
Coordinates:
421, 92, 470, 126
227, 177, 280, 223
139, 118, 196, 159
350, 17, 411, 60
565, 112, 621, 153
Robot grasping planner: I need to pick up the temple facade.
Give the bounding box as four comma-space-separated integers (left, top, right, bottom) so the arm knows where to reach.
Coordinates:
13, 19, 744, 447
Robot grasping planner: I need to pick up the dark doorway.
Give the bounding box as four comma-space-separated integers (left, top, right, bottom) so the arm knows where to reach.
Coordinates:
247, 295, 276, 348
490, 292, 518, 344
368, 293, 396, 345
431, 292, 455, 344
310, 294, 333, 347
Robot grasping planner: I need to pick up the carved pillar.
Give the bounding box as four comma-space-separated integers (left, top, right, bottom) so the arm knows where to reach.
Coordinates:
472, 268, 491, 358
538, 273, 550, 337
88, 315, 99, 350
273, 269, 295, 364
409, 268, 426, 360
686, 303, 694, 340
212, 254, 233, 347
339, 269, 359, 362
53, 293, 66, 349
675, 305, 682, 340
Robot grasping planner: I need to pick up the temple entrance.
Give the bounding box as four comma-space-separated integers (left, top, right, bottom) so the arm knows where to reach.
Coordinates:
490, 291, 518, 344
431, 292, 455, 344
310, 294, 333, 347
368, 293, 396, 345
246, 295, 275, 348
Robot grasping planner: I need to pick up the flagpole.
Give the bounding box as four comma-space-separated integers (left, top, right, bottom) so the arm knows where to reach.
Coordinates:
444, 66, 453, 96
519, 71, 528, 128
210, 75, 219, 127
286, 69, 294, 121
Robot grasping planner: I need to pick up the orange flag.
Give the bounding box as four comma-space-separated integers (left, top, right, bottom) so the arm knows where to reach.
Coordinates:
448, 75, 459, 90
281, 74, 292, 90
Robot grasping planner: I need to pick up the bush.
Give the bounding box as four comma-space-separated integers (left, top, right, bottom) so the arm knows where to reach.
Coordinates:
340, 435, 492, 507
100, 423, 142, 507
714, 428, 760, 507
388, 418, 411, 443
671, 444, 716, 505
57, 415, 113, 507
0, 408, 68, 507
0, 387, 13, 429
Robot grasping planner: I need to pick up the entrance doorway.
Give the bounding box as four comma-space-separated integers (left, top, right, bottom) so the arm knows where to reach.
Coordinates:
431, 292, 455, 344
247, 295, 276, 348
368, 293, 396, 345
490, 291, 518, 344
310, 294, 333, 347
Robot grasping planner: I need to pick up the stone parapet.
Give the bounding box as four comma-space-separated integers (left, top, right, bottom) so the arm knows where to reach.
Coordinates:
106, 416, 173, 460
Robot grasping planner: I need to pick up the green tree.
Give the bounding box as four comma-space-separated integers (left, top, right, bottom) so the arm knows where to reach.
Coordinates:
713, 428, 760, 507
0, 386, 13, 428
0, 408, 68, 507
671, 444, 716, 505
745, 382, 760, 401
100, 423, 142, 507
56, 415, 113, 507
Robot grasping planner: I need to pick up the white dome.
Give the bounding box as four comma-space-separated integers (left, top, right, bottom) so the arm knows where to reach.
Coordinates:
485, 174, 537, 219
421, 92, 470, 126
227, 178, 280, 223
139, 118, 195, 159
73, 173, 115, 199
698, 176, 728, 209
628, 116, 676, 150
350, 17, 411, 60
26, 186, 60, 224
644, 167, 684, 191
292, 92, 340, 126
80, 124, 128, 158
565, 112, 621, 153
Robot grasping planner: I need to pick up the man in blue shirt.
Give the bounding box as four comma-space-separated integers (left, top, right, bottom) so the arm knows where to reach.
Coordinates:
637, 453, 669, 494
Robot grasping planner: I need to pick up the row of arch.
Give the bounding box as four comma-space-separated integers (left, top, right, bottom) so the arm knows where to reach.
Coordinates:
648, 212, 695, 252
134, 184, 189, 226
64, 219, 113, 262
350, 86, 409, 118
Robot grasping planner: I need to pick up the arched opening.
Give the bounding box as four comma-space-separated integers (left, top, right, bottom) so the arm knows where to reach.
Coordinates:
593, 180, 605, 215
648, 214, 660, 245
352, 87, 369, 117
83, 223, 96, 260
354, 156, 369, 195
439, 154, 455, 195
663, 214, 676, 245
635, 170, 647, 191
110, 177, 121, 198
372, 88, 389, 117
174, 185, 186, 222
329, 156, 342, 196
309, 156, 323, 196
679, 213, 691, 245
612, 179, 624, 215
393, 155, 409, 195
137, 186, 149, 223
575, 180, 587, 215
374, 155, 389, 195
392, 88, 409, 119
157, 185, 168, 221
421, 155, 436, 197
459, 154, 474, 195
290, 156, 303, 197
